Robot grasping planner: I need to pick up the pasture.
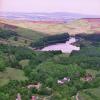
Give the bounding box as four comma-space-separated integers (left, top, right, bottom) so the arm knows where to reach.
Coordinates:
0, 67, 28, 86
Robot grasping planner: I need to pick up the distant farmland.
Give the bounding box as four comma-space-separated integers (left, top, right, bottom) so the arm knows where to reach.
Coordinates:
0, 18, 100, 35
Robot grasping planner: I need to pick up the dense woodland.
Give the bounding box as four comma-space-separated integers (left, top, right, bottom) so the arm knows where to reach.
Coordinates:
31, 33, 69, 49
0, 29, 100, 100
0, 28, 18, 39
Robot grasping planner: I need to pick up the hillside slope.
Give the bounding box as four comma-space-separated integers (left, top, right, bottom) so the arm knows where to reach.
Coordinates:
0, 21, 46, 41
0, 18, 100, 35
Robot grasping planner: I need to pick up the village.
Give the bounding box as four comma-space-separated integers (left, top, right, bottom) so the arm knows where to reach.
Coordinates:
16, 72, 93, 100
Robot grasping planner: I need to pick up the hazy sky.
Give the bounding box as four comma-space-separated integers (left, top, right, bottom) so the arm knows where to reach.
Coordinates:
0, 0, 100, 15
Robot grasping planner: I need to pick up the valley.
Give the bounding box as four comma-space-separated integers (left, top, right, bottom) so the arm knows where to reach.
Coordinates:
0, 16, 100, 100
0, 17, 100, 35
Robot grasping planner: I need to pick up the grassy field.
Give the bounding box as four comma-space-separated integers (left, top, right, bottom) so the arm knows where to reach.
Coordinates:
79, 91, 93, 100
0, 24, 46, 46
9, 27, 46, 46
0, 21, 47, 46
19, 59, 29, 68
16, 27, 46, 41
79, 87, 100, 100
87, 87, 100, 99
8, 36, 32, 46
0, 67, 28, 86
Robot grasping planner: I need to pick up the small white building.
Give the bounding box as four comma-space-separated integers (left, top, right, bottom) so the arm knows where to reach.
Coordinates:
63, 77, 70, 82
57, 80, 64, 84
27, 82, 41, 90
57, 77, 71, 85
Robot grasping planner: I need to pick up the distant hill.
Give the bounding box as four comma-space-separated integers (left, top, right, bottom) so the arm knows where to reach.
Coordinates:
1, 12, 97, 21
0, 18, 100, 35
0, 22, 17, 30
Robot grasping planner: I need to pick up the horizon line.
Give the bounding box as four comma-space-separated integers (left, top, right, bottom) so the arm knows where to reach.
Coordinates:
0, 11, 100, 17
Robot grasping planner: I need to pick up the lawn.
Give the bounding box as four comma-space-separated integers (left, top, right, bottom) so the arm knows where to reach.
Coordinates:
0, 67, 28, 86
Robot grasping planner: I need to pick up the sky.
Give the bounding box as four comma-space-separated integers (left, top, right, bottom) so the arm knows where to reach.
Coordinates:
0, 0, 100, 15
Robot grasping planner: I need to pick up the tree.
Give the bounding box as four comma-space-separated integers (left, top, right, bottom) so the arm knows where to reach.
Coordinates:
45, 77, 54, 88
0, 52, 6, 71
14, 36, 18, 41
24, 40, 27, 44
50, 93, 62, 100
0, 92, 9, 100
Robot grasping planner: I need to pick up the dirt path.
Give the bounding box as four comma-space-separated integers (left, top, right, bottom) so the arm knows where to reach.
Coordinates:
76, 92, 80, 100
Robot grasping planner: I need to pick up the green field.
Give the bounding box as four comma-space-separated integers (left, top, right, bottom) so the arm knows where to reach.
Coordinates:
19, 59, 29, 68
7, 27, 46, 47
79, 87, 100, 100
0, 67, 28, 86
16, 28, 46, 41
0, 25, 47, 47
8, 36, 32, 46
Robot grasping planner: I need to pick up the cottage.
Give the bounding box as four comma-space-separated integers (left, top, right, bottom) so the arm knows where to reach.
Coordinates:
57, 77, 71, 85
84, 74, 93, 81
57, 80, 64, 84
27, 82, 41, 90
63, 77, 70, 82
82, 74, 93, 82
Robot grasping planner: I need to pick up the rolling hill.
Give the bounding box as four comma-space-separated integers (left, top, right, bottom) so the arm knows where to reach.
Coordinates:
0, 18, 100, 35
0, 21, 46, 41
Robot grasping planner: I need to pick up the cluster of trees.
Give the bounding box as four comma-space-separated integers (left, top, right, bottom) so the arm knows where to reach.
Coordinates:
0, 28, 18, 39
75, 33, 100, 42
0, 52, 7, 71
0, 44, 85, 99
0, 80, 32, 100
0, 44, 61, 68
31, 33, 69, 49
0, 45, 9, 71
50, 46, 100, 70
